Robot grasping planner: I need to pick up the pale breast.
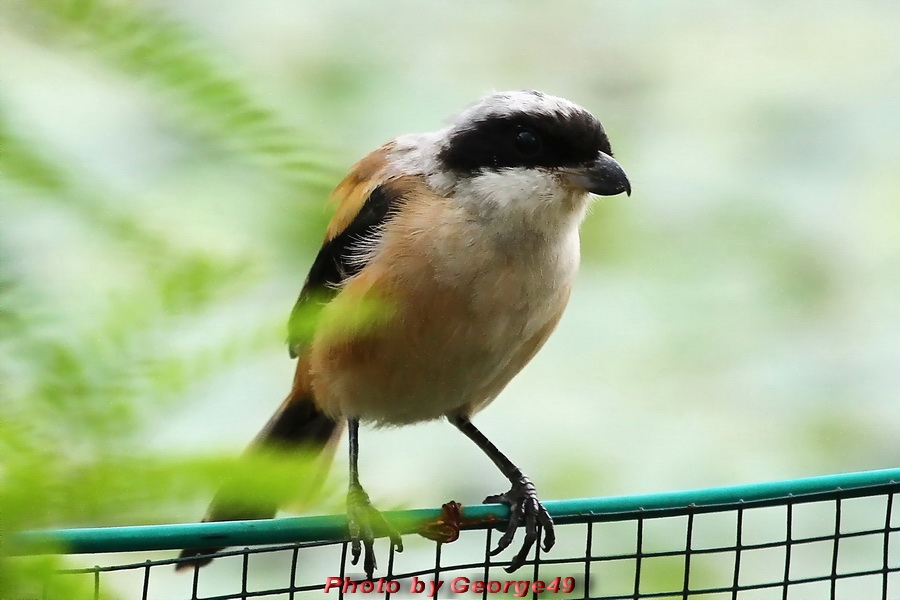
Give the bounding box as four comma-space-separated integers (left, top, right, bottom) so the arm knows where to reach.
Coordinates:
308, 192, 581, 425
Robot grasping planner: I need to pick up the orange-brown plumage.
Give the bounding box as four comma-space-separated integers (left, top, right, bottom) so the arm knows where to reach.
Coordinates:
303, 170, 574, 425
325, 143, 395, 242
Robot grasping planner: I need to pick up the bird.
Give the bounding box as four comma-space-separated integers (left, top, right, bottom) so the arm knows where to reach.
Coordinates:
176, 90, 631, 578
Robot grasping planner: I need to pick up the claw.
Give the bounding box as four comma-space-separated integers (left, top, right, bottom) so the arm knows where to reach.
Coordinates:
538, 508, 555, 551
347, 484, 403, 579
483, 477, 555, 572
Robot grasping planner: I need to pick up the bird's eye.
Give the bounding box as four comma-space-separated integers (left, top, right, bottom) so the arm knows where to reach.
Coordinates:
513, 129, 542, 158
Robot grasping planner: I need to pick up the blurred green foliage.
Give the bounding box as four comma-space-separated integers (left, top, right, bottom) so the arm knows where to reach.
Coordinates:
20, 0, 337, 185
1, 1, 341, 597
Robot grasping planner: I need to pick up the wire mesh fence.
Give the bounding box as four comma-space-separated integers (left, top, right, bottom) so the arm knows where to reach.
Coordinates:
16, 469, 900, 600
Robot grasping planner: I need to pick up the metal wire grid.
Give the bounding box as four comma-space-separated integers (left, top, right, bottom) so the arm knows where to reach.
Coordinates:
41, 478, 900, 600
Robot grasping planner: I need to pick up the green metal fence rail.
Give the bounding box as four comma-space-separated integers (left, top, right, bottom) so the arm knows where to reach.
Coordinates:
12, 468, 900, 599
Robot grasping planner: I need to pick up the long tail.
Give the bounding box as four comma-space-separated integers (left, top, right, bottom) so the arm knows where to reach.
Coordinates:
176, 359, 342, 571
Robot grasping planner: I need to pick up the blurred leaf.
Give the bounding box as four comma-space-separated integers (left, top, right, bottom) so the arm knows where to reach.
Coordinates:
2, 453, 334, 534
1, 554, 113, 600
14, 0, 341, 188
0, 113, 226, 276
0, 4, 344, 595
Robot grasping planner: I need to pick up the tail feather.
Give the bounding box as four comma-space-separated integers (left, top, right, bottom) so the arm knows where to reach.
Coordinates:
176, 362, 340, 572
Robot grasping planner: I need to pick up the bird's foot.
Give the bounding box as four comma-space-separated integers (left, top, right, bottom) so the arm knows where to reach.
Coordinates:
347, 483, 403, 580
484, 476, 555, 573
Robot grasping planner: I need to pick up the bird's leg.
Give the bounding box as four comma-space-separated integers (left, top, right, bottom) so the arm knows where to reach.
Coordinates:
449, 414, 555, 573
346, 417, 403, 580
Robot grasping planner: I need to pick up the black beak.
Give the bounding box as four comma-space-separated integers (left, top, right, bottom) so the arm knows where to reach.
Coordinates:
566, 152, 631, 197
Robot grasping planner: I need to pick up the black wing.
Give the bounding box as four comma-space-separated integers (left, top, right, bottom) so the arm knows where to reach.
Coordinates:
287, 184, 397, 357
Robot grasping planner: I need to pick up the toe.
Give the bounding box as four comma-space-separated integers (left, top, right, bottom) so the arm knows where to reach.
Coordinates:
505, 542, 532, 573
363, 539, 377, 579
390, 530, 404, 552
508, 509, 538, 571
490, 507, 521, 555
538, 510, 555, 551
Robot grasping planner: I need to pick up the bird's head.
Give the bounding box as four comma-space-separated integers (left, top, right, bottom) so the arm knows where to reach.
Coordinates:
385, 90, 630, 238
439, 90, 629, 193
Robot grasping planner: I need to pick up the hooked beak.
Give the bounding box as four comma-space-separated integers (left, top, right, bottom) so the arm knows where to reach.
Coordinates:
565, 152, 631, 197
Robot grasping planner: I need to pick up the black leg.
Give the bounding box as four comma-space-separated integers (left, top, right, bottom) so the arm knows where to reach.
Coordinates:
346, 417, 403, 579
348, 417, 361, 486
449, 414, 555, 572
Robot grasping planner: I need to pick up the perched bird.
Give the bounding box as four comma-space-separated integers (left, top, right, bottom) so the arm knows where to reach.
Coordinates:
177, 90, 630, 577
